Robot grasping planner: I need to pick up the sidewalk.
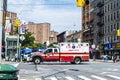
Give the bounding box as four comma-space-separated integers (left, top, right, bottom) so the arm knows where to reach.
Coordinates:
1, 59, 20, 64
89, 59, 113, 63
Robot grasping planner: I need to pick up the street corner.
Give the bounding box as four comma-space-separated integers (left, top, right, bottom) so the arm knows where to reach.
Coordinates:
1, 60, 20, 67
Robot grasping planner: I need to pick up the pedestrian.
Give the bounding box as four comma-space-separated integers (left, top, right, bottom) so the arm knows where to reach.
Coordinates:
103, 54, 108, 62
15, 53, 18, 62
113, 53, 117, 63
115, 56, 120, 63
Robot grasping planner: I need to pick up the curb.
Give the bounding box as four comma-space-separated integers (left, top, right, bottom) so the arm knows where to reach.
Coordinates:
89, 59, 113, 63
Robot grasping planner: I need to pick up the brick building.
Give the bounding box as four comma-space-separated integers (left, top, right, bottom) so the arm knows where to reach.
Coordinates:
66, 31, 82, 42
82, 0, 94, 45
49, 31, 58, 43
26, 22, 58, 44
26, 22, 50, 44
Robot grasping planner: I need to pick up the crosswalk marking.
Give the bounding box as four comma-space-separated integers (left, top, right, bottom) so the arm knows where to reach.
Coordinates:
107, 75, 120, 80
78, 75, 92, 80
91, 75, 107, 80
20, 74, 120, 80
65, 76, 74, 80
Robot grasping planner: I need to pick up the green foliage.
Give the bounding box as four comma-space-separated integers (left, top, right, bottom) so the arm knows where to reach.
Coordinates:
21, 29, 35, 48
32, 43, 43, 49
98, 43, 104, 53
9, 27, 18, 35
48, 42, 58, 48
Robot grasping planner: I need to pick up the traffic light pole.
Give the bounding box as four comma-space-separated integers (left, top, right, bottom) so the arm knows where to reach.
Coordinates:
17, 27, 20, 61
0, 0, 3, 64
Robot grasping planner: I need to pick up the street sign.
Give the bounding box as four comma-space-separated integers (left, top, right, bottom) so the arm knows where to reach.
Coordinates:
20, 35, 25, 41
20, 24, 25, 34
13, 19, 21, 27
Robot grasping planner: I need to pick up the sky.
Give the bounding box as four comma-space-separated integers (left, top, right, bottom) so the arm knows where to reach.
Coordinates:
7, 0, 82, 33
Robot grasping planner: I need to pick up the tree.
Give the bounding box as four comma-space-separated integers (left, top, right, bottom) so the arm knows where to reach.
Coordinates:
48, 42, 58, 48
21, 29, 35, 48
98, 43, 104, 54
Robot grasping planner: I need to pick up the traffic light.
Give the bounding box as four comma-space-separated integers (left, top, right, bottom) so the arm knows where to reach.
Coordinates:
117, 29, 120, 36
85, 0, 89, 5
76, 0, 89, 7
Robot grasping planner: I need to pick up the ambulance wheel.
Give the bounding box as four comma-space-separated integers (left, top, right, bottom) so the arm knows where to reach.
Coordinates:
74, 57, 81, 64
34, 57, 41, 64
71, 62, 75, 64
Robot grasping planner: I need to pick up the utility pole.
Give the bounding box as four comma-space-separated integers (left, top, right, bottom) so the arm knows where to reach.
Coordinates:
0, 0, 3, 63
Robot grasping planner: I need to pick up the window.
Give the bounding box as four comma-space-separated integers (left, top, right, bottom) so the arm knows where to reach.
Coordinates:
114, 12, 116, 20
117, 23, 119, 29
111, 24, 113, 31
114, 1, 116, 8
104, 16, 107, 23
54, 49, 58, 53
117, 11, 119, 18
108, 4, 109, 11
116, 0, 119, 7
46, 49, 52, 53
111, 13, 113, 21
114, 24, 116, 30
108, 26, 110, 32
104, 27, 105, 34
108, 15, 110, 22
111, 3, 113, 9
104, 6, 107, 12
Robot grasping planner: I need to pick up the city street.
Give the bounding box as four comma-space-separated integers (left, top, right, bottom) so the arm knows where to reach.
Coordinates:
17, 61, 120, 80
1, 0, 120, 80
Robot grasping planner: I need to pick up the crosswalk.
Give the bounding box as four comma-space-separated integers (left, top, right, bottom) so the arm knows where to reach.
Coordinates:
20, 74, 120, 80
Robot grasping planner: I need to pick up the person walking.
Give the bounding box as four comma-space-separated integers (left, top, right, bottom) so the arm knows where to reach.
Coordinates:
113, 53, 117, 63
15, 53, 18, 62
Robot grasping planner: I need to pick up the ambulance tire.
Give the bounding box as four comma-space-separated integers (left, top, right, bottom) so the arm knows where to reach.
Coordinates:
74, 57, 81, 64
34, 57, 41, 64
71, 62, 75, 64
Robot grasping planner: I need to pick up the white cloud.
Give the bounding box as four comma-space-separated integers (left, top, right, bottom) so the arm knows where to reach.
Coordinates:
7, 0, 82, 33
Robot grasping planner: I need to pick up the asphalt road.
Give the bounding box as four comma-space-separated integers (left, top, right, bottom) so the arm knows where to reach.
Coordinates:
17, 61, 120, 80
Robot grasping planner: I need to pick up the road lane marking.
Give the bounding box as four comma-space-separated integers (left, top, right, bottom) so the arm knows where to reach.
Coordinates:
78, 75, 92, 80
101, 72, 111, 74
49, 77, 58, 80
12, 63, 20, 67
91, 75, 107, 80
65, 76, 74, 80
107, 75, 120, 80
35, 78, 42, 80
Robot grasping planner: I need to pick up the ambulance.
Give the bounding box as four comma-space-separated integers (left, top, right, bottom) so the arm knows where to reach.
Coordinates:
30, 42, 89, 64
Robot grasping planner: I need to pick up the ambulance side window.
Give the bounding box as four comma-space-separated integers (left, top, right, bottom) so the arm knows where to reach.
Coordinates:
54, 49, 58, 53
45, 49, 52, 53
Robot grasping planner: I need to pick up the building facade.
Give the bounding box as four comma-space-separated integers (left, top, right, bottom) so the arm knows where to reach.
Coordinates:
102, 0, 120, 58
49, 31, 58, 43
92, 0, 120, 59
82, 0, 94, 46
66, 31, 82, 42
26, 22, 51, 44
5, 11, 17, 33
57, 31, 73, 43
